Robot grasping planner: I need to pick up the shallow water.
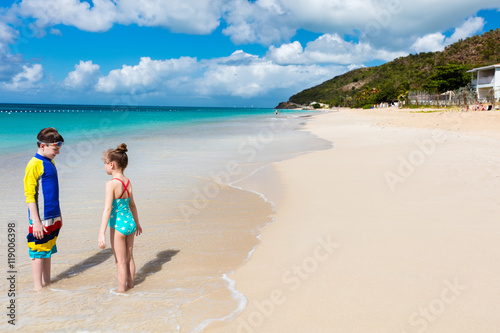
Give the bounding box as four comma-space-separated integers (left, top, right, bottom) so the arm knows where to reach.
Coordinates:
0, 105, 331, 332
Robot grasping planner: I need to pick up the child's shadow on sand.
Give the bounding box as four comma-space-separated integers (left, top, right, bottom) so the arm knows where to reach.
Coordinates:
135, 249, 180, 285
51, 249, 179, 285
52, 248, 114, 283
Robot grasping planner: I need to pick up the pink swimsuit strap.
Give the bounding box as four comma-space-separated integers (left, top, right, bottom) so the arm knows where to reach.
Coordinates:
112, 178, 130, 199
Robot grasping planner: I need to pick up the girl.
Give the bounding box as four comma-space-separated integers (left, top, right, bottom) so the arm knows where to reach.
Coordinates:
98, 143, 142, 292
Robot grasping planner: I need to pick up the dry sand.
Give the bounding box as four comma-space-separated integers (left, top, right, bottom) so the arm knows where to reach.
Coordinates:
207, 108, 500, 332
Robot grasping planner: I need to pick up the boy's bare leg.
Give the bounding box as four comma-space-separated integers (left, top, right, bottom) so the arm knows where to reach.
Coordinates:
42, 258, 51, 287
31, 259, 43, 291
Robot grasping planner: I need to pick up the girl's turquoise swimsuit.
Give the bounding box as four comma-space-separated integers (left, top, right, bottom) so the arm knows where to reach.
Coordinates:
108, 178, 137, 236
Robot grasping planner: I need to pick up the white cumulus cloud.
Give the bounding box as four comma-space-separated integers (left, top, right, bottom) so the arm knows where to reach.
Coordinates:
0, 20, 30, 83
115, 0, 223, 34
13, 0, 223, 36
64, 60, 101, 90
446, 16, 485, 45
96, 56, 198, 94
0, 20, 17, 48
268, 34, 407, 65
2, 63, 43, 90
16, 0, 117, 36
410, 33, 447, 53
222, 0, 499, 50
222, 0, 296, 45
411, 16, 485, 53
49, 27, 63, 36
267, 41, 304, 64
78, 51, 350, 101
194, 50, 350, 98
5, 0, 500, 49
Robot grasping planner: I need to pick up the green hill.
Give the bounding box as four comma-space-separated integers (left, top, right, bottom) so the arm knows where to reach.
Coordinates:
287, 28, 500, 108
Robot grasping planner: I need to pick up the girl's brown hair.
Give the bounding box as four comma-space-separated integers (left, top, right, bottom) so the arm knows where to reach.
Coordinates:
105, 143, 128, 170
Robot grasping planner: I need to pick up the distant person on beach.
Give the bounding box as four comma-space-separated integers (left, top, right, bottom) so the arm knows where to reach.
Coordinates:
24, 127, 64, 291
98, 143, 142, 292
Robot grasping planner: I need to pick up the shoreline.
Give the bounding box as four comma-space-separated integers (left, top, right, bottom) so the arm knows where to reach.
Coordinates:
193, 112, 334, 331
206, 107, 500, 332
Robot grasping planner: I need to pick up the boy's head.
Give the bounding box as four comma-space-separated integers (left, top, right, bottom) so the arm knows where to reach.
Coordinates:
37, 128, 64, 159
37, 127, 64, 147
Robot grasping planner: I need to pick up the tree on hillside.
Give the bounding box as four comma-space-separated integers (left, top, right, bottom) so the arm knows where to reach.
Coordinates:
376, 82, 396, 103
422, 64, 470, 93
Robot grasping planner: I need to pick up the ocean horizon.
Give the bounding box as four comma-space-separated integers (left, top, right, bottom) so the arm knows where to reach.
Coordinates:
0, 102, 291, 155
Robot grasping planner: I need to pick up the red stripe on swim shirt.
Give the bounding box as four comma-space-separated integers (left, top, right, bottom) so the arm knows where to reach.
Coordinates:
29, 219, 62, 235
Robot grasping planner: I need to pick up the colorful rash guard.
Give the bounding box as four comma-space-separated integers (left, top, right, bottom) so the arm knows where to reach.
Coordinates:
24, 153, 62, 259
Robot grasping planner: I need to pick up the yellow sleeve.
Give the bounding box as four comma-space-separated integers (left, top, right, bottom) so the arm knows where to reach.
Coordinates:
24, 158, 44, 203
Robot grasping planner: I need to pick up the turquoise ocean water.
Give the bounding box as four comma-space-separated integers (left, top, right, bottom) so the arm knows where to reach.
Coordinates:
0, 103, 290, 155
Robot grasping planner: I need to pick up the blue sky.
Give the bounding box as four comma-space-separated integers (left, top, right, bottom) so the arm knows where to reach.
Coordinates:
0, 1, 499, 107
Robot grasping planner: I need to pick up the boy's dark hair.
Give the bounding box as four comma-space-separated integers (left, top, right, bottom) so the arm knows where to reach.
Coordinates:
37, 128, 64, 147
105, 143, 129, 170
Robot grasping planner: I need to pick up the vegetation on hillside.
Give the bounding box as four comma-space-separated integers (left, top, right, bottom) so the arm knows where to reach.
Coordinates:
288, 28, 500, 108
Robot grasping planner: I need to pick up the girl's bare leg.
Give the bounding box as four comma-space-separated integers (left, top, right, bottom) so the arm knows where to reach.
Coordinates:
125, 234, 136, 289
110, 228, 128, 292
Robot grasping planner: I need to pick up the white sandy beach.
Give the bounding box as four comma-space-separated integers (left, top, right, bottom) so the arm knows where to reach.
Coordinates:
207, 108, 500, 332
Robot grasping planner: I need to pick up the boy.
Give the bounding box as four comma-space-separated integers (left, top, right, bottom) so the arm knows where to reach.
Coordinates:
24, 128, 64, 291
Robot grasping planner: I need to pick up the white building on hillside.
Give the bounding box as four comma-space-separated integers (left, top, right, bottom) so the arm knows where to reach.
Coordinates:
467, 64, 500, 102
